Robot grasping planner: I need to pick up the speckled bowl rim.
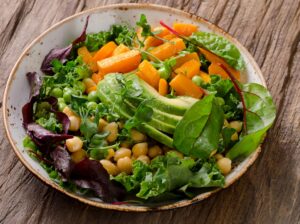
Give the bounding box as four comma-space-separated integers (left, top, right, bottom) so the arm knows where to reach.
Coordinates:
3, 3, 266, 212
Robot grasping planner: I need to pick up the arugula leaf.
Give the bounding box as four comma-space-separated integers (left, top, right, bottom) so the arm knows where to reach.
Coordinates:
173, 95, 224, 159
226, 83, 276, 159
190, 32, 245, 70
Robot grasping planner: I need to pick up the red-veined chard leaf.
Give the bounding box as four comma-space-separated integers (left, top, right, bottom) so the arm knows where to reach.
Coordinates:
219, 64, 276, 159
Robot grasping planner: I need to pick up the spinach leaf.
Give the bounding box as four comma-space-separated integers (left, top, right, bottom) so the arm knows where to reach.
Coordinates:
226, 83, 276, 159
173, 95, 224, 159
222, 127, 237, 150
190, 32, 245, 70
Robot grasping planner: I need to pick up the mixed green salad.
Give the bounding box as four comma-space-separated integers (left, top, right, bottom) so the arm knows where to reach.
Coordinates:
22, 15, 276, 204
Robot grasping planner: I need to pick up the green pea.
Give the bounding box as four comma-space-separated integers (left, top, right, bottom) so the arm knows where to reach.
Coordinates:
192, 76, 204, 86
88, 91, 99, 102
63, 87, 73, 92
215, 97, 225, 106
76, 81, 86, 93
58, 102, 67, 111
57, 98, 65, 104
87, 101, 98, 110
50, 87, 63, 98
158, 67, 170, 80
63, 91, 72, 103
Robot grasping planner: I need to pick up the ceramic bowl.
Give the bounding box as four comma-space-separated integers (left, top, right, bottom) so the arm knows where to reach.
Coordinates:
3, 3, 266, 212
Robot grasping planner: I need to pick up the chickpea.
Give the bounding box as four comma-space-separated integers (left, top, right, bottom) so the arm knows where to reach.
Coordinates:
117, 121, 124, 129
130, 129, 147, 142
63, 106, 75, 117
229, 121, 243, 132
217, 157, 232, 175
71, 149, 86, 163
132, 143, 148, 158
136, 155, 150, 164
103, 122, 118, 142
68, 116, 81, 131
214, 153, 224, 160
66, 136, 83, 152
231, 132, 239, 141
148, 145, 163, 158
114, 148, 132, 161
224, 119, 229, 128
117, 157, 133, 174
106, 148, 115, 160
169, 150, 184, 159
120, 141, 131, 148
100, 160, 119, 176
98, 118, 108, 132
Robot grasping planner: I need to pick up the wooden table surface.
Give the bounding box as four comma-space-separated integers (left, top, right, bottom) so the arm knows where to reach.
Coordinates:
1, 0, 300, 223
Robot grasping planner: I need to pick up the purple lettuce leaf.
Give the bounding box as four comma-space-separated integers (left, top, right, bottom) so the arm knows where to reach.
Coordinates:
70, 158, 125, 202
22, 72, 43, 126
41, 16, 90, 75
26, 123, 72, 145
27, 72, 42, 99
50, 146, 73, 179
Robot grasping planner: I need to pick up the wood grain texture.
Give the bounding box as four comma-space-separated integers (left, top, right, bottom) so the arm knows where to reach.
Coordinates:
0, 0, 300, 223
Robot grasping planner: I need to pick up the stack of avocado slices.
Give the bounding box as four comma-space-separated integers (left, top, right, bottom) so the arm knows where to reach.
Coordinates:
97, 73, 198, 147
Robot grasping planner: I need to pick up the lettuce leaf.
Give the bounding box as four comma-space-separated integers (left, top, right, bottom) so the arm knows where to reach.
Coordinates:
190, 32, 245, 70
113, 160, 149, 192
114, 153, 224, 200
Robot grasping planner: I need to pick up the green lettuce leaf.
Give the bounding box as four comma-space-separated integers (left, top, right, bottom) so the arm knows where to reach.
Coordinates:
180, 161, 225, 193
190, 32, 245, 70
113, 160, 149, 192
114, 153, 225, 200
226, 83, 276, 159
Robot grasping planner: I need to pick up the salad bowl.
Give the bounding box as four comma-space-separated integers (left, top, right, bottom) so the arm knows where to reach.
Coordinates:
3, 3, 269, 212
